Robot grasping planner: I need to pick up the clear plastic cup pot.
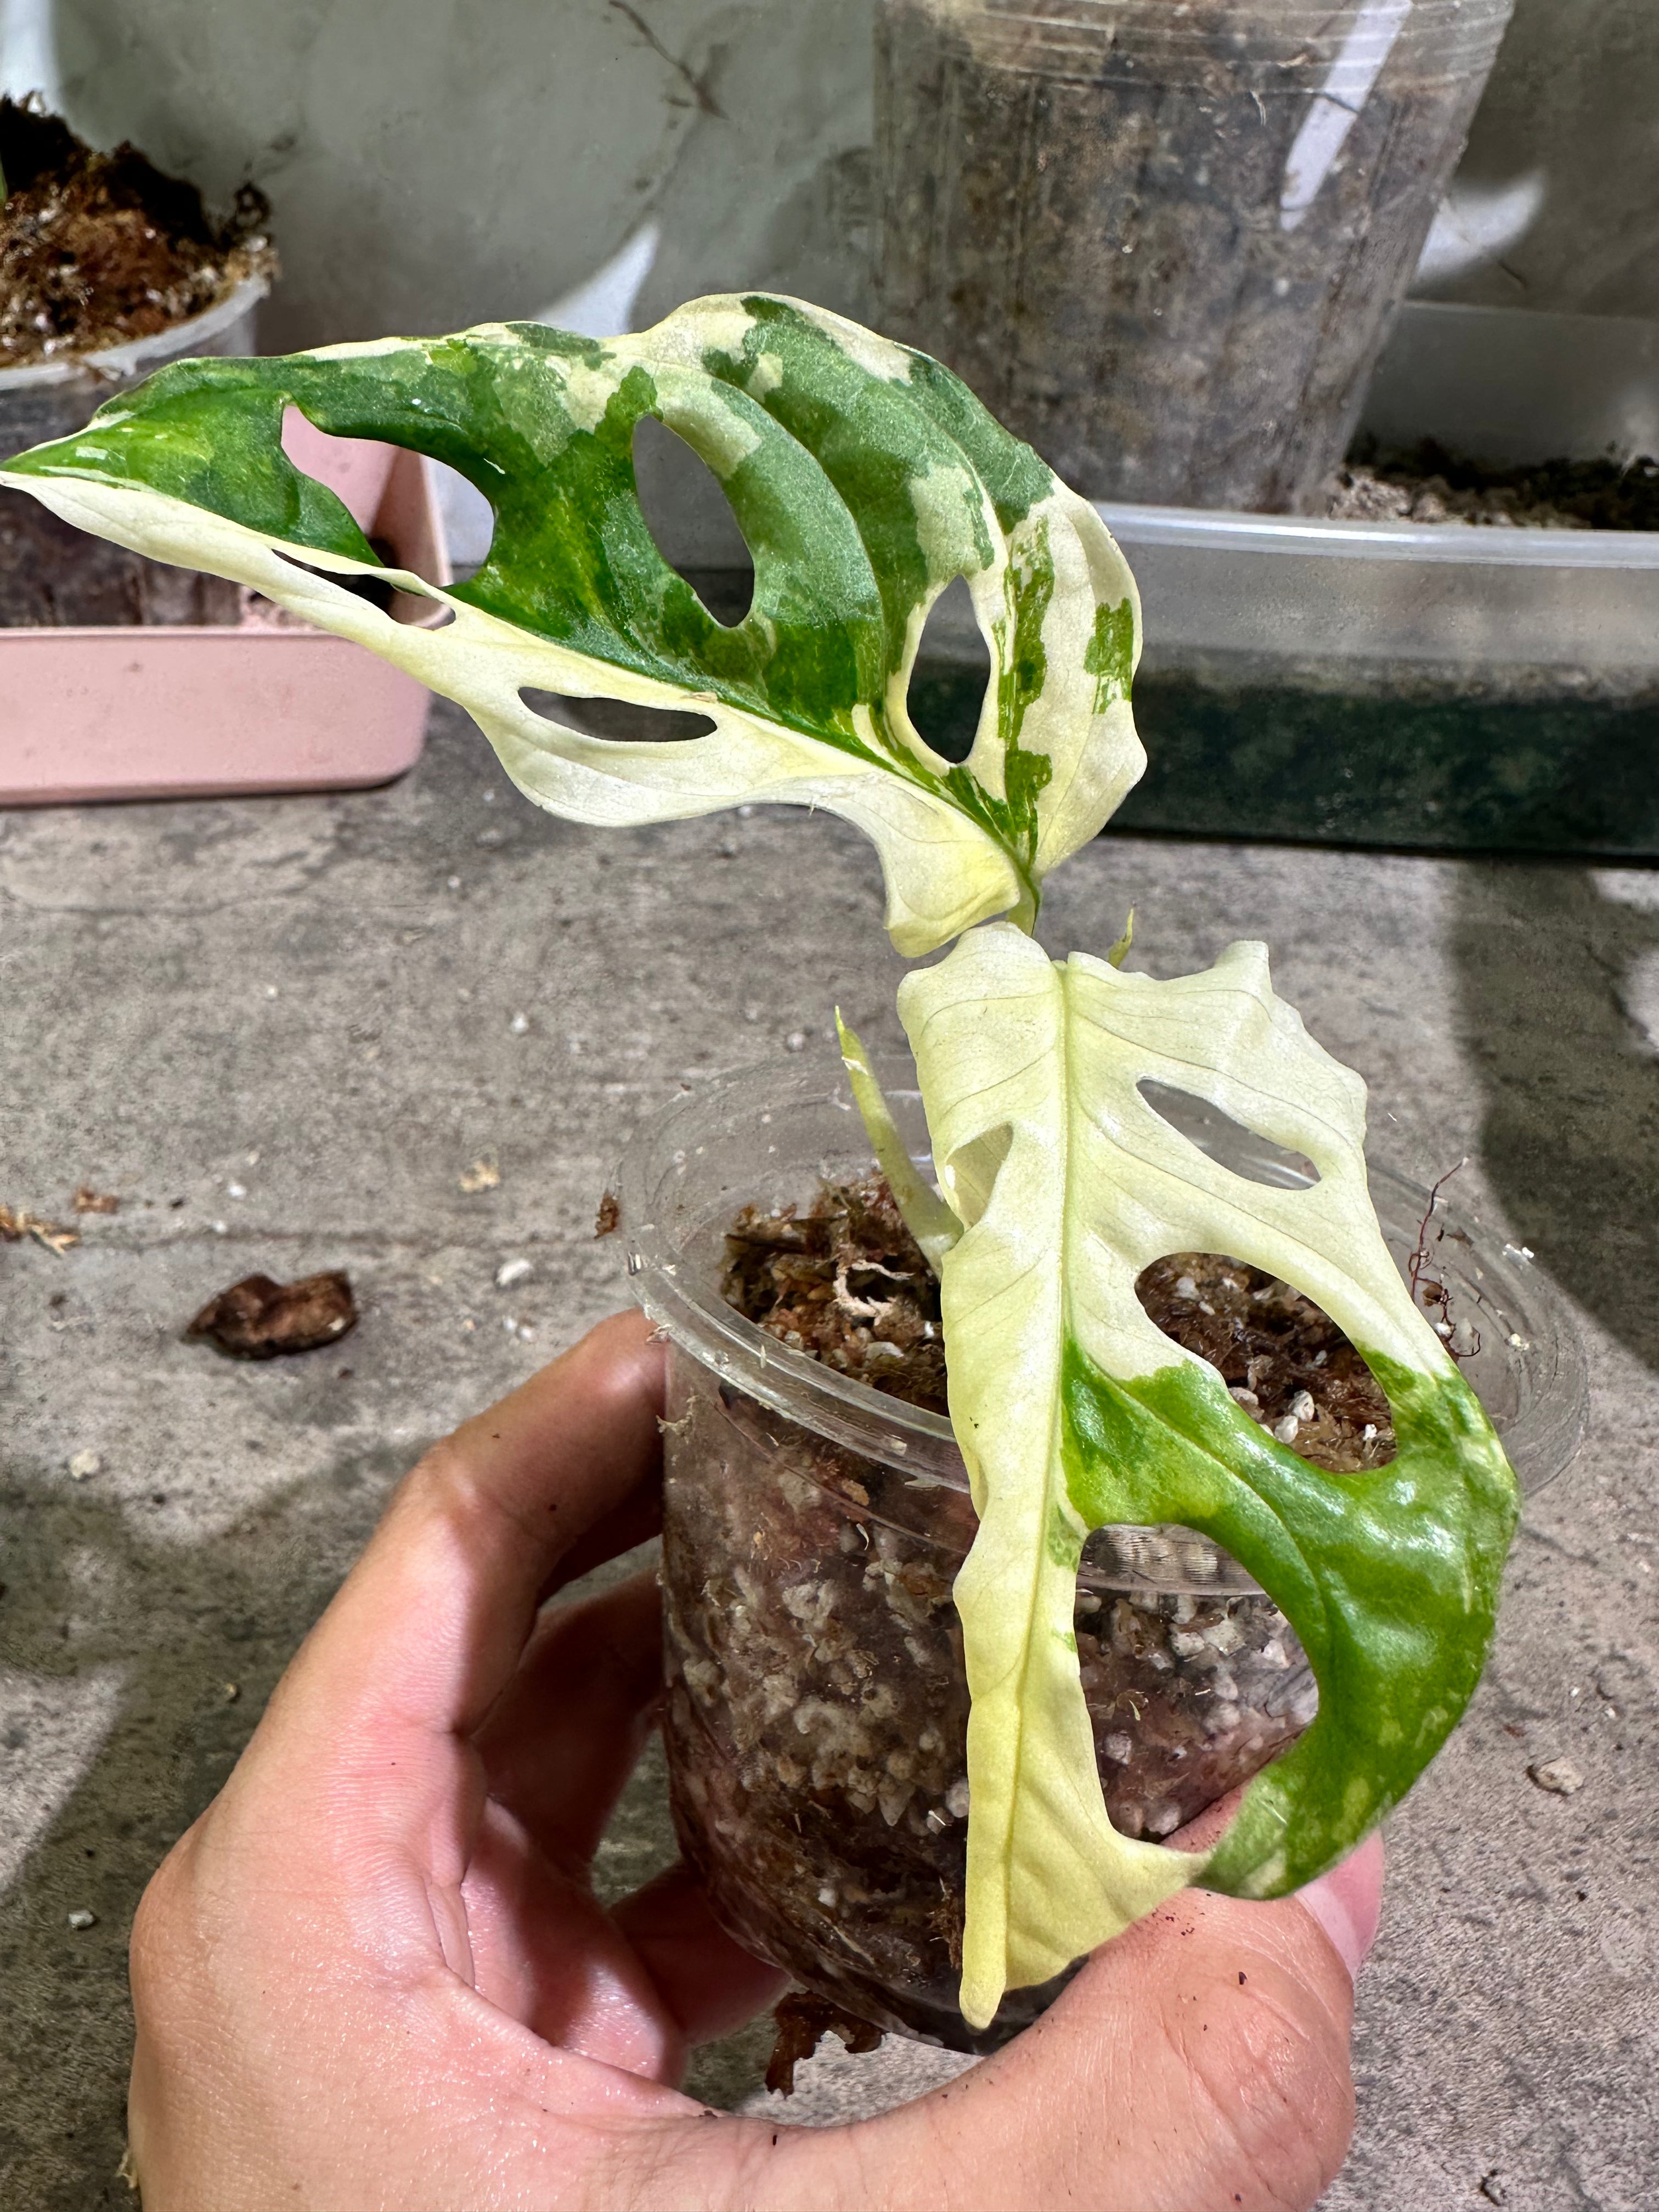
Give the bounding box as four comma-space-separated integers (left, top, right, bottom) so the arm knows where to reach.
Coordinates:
876, 0, 1516, 513
619, 1053, 1584, 2050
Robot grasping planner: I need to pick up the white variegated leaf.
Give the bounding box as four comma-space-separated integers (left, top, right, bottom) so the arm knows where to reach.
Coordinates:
900, 923, 1518, 2027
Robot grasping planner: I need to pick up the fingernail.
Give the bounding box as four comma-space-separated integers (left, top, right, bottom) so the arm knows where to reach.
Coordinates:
1296, 1829, 1385, 1982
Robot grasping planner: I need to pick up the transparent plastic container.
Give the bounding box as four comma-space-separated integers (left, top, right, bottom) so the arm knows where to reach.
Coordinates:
620, 1054, 1585, 2049
875, 0, 1515, 512
622, 298, 1659, 857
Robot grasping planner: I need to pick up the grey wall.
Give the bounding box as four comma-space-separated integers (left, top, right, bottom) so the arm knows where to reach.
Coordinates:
20, 0, 874, 349
1415, 0, 1659, 319
3, 0, 1655, 342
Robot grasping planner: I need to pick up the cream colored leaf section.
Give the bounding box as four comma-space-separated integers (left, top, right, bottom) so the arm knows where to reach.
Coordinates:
0, 469, 1022, 958
1056, 939, 1452, 1382
899, 923, 1199, 2028
980, 486, 1144, 878
900, 921, 1463, 2025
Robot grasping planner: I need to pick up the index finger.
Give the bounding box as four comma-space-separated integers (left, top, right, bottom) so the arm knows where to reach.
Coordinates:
278, 1309, 666, 1754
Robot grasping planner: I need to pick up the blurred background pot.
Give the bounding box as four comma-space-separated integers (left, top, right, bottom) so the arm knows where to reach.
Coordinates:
875, 0, 1516, 512
622, 1053, 1585, 2050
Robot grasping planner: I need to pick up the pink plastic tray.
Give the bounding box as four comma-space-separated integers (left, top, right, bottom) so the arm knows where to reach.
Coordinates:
0, 415, 450, 806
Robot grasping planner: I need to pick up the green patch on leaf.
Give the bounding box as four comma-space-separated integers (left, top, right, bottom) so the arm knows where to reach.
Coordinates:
1060, 1339, 1516, 1900
1084, 596, 1136, 712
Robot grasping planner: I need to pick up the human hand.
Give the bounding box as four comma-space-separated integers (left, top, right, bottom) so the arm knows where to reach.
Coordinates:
128, 1310, 1382, 2210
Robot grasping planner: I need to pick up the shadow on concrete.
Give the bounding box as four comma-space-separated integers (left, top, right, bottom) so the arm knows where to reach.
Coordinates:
0, 1442, 747, 2209
1451, 860, 1659, 1377
0, 1448, 408, 2210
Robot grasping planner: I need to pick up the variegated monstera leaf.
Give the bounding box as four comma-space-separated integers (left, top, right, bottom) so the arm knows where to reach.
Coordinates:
0, 295, 1142, 955
900, 924, 1519, 2029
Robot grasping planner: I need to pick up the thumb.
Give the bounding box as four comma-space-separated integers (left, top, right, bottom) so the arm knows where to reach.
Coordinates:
771, 1835, 1383, 2212
1295, 1830, 1384, 1984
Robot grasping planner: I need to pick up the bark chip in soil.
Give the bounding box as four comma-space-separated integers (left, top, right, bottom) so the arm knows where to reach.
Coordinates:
765, 1990, 885, 2097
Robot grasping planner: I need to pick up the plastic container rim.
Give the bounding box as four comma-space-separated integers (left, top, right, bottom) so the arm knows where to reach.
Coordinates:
0, 269, 271, 396
1096, 496, 1659, 572
618, 1051, 1589, 1507
914, 0, 1513, 81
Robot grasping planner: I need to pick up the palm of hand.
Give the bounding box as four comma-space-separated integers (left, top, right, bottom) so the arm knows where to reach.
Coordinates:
127, 1315, 1376, 2212
425, 1568, 782, 2086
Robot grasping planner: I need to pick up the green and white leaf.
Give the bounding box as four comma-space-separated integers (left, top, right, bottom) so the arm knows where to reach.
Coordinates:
0, 294, 1142, 956
900, 922, 1519, 2029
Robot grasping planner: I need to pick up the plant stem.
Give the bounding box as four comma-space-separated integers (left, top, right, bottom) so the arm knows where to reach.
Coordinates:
836, 1010, 961, 1273
1008, 877, 1040, 935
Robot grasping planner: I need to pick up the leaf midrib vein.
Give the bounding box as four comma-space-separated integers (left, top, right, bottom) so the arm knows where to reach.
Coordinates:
997, 969, 1071, 1938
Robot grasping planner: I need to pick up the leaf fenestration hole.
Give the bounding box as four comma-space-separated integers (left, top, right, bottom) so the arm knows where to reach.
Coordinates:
905, 575, 988, 765
276, 407, 442, 582
940, 1121, 1012, 1229
424, 458, 496, 574
632, 415, 754, 627
1134, 1252, 1396, 1473
276, 405, 455, 621
264, 547, 442, 623
1074, 1519, 1317, 1846
516, 690, 715, 744
1136, 1080, 1321, 1190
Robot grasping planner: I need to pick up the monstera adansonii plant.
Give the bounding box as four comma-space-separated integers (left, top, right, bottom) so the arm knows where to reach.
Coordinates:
0, 294, 1519, 2031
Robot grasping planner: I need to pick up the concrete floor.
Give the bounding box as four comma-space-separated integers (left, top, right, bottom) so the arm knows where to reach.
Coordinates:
2, 699, 1656, 2208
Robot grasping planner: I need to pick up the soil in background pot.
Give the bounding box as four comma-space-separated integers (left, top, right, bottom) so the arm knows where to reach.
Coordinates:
1327, 442, 1659, 533
0, 95, 270, 368
660, 1171, 1397, 2060
0, 95, 272, 626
